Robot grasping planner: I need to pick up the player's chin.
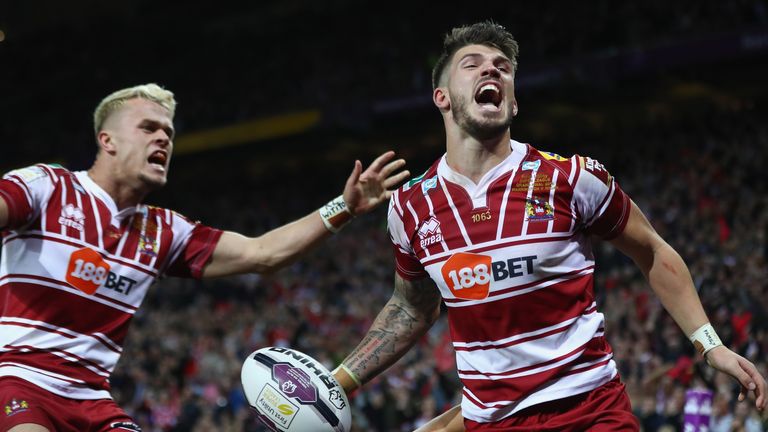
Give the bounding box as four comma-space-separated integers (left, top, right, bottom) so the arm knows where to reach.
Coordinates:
465, 116, 510, 140
472, 106, 510, 125
474, 110, 511, 127
139, 172, 168, 189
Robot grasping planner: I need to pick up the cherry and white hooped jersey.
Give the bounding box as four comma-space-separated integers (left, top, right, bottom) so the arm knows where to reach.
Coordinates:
0, 164, 222, 400
388, 140, 631, 423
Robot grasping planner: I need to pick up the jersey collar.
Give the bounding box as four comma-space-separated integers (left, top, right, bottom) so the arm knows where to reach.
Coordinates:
438, 139, 528, 193
74, 171, 138, 226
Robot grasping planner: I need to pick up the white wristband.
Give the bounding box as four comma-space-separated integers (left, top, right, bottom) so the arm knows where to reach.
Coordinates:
319, 195, 353, 233
689, 323, 723, 357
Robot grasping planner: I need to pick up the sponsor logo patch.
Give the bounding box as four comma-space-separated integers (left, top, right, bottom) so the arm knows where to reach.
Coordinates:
441, 253, 492, 300
581, 156, 613, 186
421, 176, 438, 194
255, 384, 299, 429
59, 204, 85, 232
522, 160, 541, 171
417, 216, 443, 249
66, 248, 137, 295
441, 253, 538, 300
66, 248, 111, 294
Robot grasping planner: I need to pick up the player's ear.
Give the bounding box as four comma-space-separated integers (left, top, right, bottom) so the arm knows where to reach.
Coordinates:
433, 86, 450, 111
97, 131, 117, 155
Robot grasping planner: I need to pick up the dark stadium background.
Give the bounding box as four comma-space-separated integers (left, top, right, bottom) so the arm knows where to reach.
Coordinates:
1, 2, 767, 431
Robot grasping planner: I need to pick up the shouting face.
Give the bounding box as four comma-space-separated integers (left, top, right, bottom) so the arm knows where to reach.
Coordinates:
99, 98, 175, 192
439, 44, 518, 140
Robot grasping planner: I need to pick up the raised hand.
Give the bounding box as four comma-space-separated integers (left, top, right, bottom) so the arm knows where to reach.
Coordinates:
706, 346, 766, 411
343, 151, 409, 216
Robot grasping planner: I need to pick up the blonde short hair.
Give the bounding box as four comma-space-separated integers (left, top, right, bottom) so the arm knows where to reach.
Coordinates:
93, 83, 176, 136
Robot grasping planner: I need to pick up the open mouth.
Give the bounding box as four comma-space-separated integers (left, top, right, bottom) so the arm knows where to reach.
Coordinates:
148, 151, 168, 170
474, 82, 502, 110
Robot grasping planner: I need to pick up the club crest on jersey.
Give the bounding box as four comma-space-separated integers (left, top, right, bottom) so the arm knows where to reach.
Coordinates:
421, 176, 438, 194
138, 235, 159, 257
134, 216, 159, 256
417, 216, 443, 248
4, 399, 29, 417
525, 196, 554, 221
59, 204, 85, 231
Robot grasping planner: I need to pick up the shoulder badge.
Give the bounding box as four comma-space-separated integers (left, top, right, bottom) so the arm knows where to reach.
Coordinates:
538, 150, 568, 162
403, 170, 428, 191
5, 166, 47, 183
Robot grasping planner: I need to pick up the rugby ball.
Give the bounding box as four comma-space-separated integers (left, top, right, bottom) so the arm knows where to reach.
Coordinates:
241, 347, 351, 432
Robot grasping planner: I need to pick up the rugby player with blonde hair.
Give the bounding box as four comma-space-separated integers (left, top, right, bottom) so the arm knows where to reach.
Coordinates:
0, 83, 409, 431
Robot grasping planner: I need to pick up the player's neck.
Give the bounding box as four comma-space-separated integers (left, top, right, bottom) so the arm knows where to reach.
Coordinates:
445, 129, 511, 184
87, 164, 147, 210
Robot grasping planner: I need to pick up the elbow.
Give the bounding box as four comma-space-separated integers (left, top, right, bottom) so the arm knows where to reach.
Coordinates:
241, 242, 282, 275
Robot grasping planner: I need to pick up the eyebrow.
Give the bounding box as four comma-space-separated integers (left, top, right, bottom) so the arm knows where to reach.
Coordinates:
139, 119, 175, 139
457, 52, 512, 65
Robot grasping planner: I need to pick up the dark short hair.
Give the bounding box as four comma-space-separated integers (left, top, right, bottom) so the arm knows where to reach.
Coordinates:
431, 21, 519, 89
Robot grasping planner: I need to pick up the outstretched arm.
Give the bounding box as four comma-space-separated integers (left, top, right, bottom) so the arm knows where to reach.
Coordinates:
334, 273, 442, 394
201, 151, 409, 277
610, 201, 766, 410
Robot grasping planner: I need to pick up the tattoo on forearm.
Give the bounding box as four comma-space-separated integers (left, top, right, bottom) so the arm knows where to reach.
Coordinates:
343, 277, 441, 383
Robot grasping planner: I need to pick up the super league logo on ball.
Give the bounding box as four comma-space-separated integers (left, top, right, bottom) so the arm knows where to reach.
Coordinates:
268, 347, 337, 390
273, 363, 318, 404
282, 380, 298, 394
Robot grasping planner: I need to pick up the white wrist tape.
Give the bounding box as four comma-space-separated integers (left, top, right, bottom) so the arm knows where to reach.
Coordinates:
319, 195, 353, 233
333, 363, 362, 388
689, 323, 723, 357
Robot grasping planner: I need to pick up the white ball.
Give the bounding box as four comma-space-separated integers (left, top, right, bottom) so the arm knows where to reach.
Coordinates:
241, 347, 351, 432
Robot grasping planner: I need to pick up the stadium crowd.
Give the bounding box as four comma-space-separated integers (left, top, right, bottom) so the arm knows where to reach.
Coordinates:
99, 107, 768, 432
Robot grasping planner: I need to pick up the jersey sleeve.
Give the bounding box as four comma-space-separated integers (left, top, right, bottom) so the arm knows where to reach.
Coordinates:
0, 165, 56, 230
387, 193, 428, 280
572, 156, 631, 239
164, 211, 224, 279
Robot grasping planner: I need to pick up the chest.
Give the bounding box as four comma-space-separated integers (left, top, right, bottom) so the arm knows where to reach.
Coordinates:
38, 184, 173, 267
16, 184, 178, 305
408, 169, 577, 258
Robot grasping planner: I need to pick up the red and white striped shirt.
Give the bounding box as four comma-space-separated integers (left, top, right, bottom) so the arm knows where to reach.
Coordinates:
0, 164, 222, 399
388, 140, 631, 423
